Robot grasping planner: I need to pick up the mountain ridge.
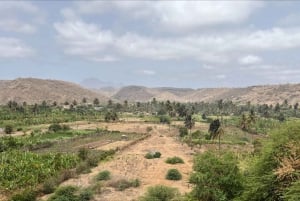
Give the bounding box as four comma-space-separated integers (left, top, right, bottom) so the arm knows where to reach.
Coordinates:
0, 78, 299, 105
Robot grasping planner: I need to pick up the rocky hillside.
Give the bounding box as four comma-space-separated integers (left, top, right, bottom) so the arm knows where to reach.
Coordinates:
1, 78, 299, 105
109, 84, 300, 105
0, 78, 108, 105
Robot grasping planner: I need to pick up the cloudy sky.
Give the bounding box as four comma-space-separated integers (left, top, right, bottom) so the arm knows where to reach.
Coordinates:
1, 1, 300, 88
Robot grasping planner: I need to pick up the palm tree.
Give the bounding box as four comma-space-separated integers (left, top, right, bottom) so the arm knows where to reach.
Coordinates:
209, 119, 224, 152
184, 114, 195, 134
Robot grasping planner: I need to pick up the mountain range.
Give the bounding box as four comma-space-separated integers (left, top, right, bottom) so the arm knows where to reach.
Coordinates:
0, 78, 299, 105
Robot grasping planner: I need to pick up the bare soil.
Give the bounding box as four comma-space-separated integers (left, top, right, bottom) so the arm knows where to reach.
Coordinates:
40, 124, 195, 201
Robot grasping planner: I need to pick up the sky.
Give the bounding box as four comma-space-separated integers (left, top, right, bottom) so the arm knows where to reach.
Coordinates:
1, 1, 300, 88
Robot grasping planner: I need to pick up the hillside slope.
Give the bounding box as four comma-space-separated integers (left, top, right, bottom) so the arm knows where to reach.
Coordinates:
0, 78, 108, 105
110, 84, 300, 105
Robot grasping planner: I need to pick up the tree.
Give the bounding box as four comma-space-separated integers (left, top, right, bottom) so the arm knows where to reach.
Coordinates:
189, 152, 243, 201
82, 97, 87, 104
4, 125, 13, 134
184, 114, 195, 133
240, 113, 248, 131
93, 98, 100, 106
209, 119, 224, 151
239, 123, 300, 201
105, 111, 118, 122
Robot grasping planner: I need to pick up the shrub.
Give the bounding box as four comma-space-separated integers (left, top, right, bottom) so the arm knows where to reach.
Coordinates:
179, 127, 188, 137
146, 126, 153, 132
145, 151, 161, 159
76, 162, 91, 174
48, 123, 62, 132
96, 170, 111, 181
48, 186, 79, 201
159, 115, 171, 124
4, 125, 13, 134
79, 188, 93, 201
42, 178, 57, 194
166, 169, 182, 180
189, 152, 243, 201
78, 148, 89, 161
139, 185, 180, 201
108, 178, 141, 191
62, 124, 71, 131
11, 189, 37, 201
165, 156, 184, 164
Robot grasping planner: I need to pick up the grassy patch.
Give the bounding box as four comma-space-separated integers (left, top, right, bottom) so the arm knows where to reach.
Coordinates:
166, 169, 182, 181
165, 156, 184, 164
108, 178, 140, 191
95, 170, 111, 181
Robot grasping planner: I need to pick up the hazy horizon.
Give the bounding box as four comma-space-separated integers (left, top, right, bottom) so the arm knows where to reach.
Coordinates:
1, 1, 300, 88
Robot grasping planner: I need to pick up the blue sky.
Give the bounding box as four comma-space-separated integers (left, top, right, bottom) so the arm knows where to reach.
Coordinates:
1, 1, 300, 88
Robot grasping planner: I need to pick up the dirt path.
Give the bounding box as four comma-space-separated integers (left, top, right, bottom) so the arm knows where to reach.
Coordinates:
42, 124, 195, 201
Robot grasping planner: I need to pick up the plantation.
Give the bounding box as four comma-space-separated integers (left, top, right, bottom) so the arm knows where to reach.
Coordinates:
0, 98, 299, 201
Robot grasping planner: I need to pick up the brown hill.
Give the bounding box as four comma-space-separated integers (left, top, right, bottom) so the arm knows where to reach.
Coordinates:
0, 78, 108, 105
110, 84, 300, 105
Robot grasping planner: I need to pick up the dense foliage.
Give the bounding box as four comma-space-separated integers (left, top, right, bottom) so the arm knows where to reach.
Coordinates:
188, 152, 243, 201
237, 122, 300, 201
0, 150, 78, 190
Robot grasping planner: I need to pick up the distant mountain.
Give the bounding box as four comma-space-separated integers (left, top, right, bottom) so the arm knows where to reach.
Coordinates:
107, 84, 300, 105
0, 78, 108, 105
1, 78, 299, 105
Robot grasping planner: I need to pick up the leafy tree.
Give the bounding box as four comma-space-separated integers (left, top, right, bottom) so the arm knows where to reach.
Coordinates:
208, 119, 221, 139
189, 152, 243, 201
105, 111, 118, 122
184, 114, 195, 133
159, 115, 171, 124
239, 122, 300, 201
278, 113, 285, 122
240, 113, 248, 131
4, 125, 13, 134
93, 98, 99, 106
82, 97, 87, 104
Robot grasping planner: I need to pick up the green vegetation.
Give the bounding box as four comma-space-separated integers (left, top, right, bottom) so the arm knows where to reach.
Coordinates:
139, 185, 181, 201
237, 122, 300, 201
108, 178, 140, 191
47, 186, 93, 201
95, 170, 111, 181
188, 152, 243, 201
0, 97, 299, 200
4, 125, 13, 134
0, 150, 78, 190
145, 151, 161, 159
165, 156, 184, 164
166, 169, 182, 180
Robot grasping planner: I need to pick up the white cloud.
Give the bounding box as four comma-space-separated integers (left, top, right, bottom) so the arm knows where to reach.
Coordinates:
0, 19, 36, 34
0, 37, 34, 58
54, 18, 300, 63
71, 1, 263, 31
88, 55, 118, 62
0, 2, 43, 34
239, 55, 262, 65
140, 70, 156, 75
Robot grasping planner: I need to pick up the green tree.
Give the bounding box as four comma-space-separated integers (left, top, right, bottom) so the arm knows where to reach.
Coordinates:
4, 125, 13, 134
93, 98, 100, 106
239, 122, 300, 201
184, 114, 195, 133
189, 152, 243, 201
